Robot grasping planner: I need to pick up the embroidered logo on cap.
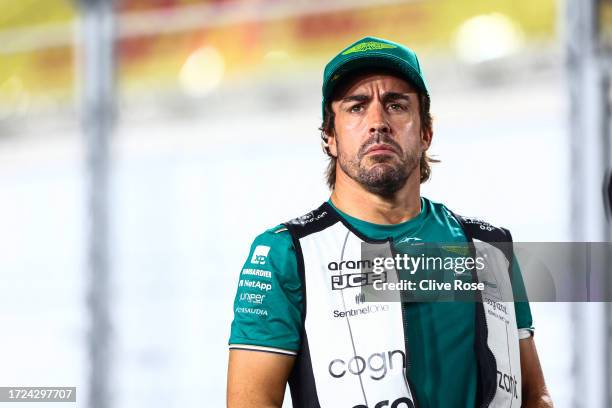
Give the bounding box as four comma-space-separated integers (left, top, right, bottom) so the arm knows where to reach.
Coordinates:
342, 41, 397, 55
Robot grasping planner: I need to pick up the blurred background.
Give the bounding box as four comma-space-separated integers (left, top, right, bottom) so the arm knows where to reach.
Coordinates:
0, 0, 610, 407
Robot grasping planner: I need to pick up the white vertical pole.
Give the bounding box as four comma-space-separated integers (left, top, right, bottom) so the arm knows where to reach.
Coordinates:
565, 0, 610, 407
79, 1, 115, 407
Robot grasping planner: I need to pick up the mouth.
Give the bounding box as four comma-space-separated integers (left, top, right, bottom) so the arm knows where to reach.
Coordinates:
364, 144, 398, 156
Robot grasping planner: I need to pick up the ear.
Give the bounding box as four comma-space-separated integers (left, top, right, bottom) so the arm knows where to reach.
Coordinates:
421, 127, 433, 151
327, 131, 338, 158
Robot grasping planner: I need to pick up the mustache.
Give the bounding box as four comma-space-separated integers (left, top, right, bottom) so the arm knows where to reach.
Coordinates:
358, 133, 403, 157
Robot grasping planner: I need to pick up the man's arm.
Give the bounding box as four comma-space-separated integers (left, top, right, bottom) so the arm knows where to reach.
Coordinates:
227, 227, 302, 407
227, 350, 295, 408
520, 337, 553, 408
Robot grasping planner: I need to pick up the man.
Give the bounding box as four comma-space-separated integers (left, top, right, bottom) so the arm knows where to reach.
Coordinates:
227, 36, 553, 408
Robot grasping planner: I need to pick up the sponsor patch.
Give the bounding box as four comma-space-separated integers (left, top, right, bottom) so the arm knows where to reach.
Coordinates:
235, 306, 268, 316
239, 292, 266, 305
250, 245, 271, 265
241, 268, 272, 279
331, 272, 387, 290
239, 279, 272, 292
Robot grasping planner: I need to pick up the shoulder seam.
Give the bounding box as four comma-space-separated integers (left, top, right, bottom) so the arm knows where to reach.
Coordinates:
284, 202, 339, 240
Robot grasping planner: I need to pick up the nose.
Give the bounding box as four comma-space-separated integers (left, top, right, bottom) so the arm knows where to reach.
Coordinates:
368, 104, 390, 137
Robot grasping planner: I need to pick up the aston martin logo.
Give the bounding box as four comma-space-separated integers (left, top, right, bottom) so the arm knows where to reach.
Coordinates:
342, 41, 397, 55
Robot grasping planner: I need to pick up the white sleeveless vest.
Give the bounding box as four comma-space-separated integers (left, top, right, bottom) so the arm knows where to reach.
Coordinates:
284, 203, 522, 408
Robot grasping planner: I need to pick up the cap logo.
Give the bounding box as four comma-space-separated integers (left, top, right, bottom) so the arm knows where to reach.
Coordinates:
342, 41, 396, 55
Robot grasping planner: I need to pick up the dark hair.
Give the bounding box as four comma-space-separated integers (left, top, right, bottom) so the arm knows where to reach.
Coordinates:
319, 89, 438, 190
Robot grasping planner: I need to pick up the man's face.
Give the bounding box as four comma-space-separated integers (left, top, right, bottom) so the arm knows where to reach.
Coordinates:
327, 72, 432, 196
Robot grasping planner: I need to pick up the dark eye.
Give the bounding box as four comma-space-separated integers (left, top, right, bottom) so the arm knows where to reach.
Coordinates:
388, 103, 405, 111
349, 104, 364, 113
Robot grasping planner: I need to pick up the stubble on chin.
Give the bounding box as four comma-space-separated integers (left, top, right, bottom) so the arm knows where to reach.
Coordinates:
338, 151, 420, 197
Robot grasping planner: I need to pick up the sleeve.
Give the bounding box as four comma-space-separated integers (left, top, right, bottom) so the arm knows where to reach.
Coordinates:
228, 225, 303, 355
510, 255, 535, 338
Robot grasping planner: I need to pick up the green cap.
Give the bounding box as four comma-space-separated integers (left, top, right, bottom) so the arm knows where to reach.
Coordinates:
322, 36, 429, 117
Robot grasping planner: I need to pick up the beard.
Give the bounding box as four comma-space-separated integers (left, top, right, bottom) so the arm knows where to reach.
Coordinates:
337, 132, 421, 197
